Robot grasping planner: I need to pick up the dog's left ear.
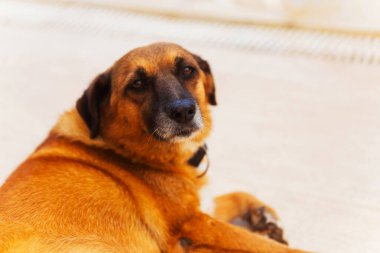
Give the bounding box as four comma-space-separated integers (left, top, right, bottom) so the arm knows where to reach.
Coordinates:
192, 54, 217, 106
76, 69, 112, 139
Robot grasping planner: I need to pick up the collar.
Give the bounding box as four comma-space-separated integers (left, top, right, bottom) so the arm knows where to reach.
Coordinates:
187, 144, 209, 178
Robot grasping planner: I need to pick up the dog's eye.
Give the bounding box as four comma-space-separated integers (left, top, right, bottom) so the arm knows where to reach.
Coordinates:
131, 80, 144, 89
181, 66, 195, 77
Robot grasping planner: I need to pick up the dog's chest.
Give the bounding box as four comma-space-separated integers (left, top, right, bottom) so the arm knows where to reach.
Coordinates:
136, 168, 200, 230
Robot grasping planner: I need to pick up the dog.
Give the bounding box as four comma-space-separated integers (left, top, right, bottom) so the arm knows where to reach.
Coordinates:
0, 42, 308, 253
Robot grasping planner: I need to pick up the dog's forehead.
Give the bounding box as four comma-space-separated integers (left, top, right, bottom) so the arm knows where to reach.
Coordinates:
115, 43, 194, 74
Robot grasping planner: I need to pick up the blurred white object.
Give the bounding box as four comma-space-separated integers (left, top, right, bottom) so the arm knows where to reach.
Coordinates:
281, 0, 380, 32
78, 0, 380, 33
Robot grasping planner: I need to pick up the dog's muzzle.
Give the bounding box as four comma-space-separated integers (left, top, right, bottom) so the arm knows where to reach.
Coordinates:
152, 98, 203, 141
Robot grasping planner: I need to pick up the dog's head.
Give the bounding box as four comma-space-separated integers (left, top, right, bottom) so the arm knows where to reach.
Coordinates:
76, 43, 216, 145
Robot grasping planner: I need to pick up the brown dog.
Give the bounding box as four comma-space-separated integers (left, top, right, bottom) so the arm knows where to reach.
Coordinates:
0, 43, 308, 253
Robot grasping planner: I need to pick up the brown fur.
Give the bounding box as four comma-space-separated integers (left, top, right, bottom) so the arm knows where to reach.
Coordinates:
0, 43, 309, 253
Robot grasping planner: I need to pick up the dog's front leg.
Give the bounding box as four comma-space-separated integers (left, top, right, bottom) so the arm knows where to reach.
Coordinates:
176, 213, 308, 253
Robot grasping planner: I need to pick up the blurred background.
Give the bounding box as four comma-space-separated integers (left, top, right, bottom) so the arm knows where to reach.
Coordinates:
1, 0, 380, 252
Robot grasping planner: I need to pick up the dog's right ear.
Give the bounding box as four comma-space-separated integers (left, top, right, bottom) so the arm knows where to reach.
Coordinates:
76, 70, 112, 139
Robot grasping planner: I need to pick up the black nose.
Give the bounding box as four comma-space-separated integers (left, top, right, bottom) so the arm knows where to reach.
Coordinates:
166, 99, 196, 124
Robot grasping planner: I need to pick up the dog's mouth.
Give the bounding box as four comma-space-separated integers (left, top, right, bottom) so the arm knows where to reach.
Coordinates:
151, 125, 200, 142
176, 128, 195, 137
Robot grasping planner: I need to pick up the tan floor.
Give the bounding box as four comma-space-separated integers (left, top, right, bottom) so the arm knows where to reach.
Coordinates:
1, 1, 380, 253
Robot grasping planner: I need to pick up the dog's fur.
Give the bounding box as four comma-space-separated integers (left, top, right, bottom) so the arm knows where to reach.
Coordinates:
0, 43, 307, 253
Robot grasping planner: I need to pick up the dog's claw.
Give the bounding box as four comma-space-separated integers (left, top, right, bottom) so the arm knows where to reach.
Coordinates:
244, 206, 288, 245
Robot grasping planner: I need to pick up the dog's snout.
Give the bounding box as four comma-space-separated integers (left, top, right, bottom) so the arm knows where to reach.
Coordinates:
166, 99, 196, 124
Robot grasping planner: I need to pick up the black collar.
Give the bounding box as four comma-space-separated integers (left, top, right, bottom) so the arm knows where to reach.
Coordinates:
187, 144, 209, 178
188, 144, 207, 167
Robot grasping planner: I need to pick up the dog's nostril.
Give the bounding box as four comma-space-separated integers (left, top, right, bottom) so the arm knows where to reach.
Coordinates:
167, 99, 196, 124
174, 112, 182, 119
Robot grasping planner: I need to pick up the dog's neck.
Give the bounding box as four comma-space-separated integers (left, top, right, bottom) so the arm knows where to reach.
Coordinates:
52, 109, 204, 170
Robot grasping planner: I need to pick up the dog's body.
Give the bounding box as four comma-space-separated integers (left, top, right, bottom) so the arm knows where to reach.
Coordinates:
0, 43, 307, 253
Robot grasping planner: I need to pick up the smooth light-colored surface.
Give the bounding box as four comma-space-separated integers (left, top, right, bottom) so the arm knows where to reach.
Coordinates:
1, 1, 380, 253
64, 0, 380, 33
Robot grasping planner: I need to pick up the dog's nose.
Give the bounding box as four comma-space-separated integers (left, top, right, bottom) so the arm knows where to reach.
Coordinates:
166, 99, 196, 124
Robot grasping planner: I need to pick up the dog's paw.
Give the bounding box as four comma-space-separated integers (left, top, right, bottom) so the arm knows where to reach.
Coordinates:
214, 192, 287, 245
244, 206, 288, 245
229, 205, 287, 245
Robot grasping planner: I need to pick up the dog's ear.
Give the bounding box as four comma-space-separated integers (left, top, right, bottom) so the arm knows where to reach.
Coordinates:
192, 54, 217, 106
76, 69, 112, 139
